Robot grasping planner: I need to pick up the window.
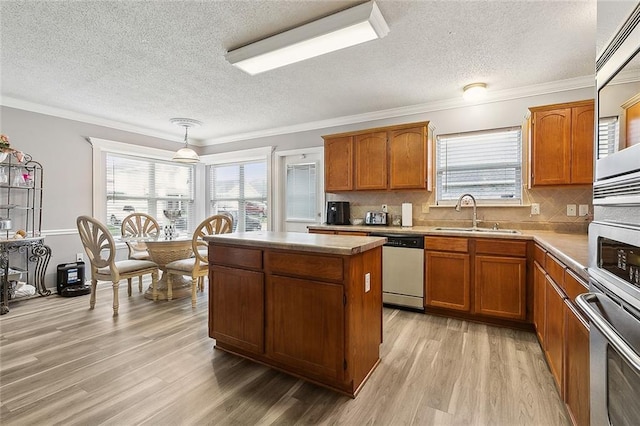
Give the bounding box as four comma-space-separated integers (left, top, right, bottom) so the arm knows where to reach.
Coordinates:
598, 116, 619, 159
209, 160, 267, 232
436, 127, 522, 203
105, 153, 195, 234
286, 163, 317, 221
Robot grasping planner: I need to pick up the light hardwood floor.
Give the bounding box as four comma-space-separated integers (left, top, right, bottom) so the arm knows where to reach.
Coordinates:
0, 282, 570, 425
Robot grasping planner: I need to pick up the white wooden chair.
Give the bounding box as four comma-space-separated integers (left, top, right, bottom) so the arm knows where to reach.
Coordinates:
77, 215, 159, 315
121, 212, 160, 292
165, 214, 232, 307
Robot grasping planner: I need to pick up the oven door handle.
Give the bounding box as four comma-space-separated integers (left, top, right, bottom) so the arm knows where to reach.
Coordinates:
576, 293, 640, 373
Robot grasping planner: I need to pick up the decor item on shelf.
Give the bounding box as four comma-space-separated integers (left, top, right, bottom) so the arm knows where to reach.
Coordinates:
0, 218, 11, 230
170, 118, 201, 164
225, 0, 389, 75
462, 83, 487, 101
0, 134, 24, 163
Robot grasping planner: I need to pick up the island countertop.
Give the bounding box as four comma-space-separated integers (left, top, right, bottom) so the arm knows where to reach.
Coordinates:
204, 231, 387, 256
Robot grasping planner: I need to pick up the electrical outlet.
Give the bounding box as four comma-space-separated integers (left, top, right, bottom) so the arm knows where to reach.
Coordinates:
381, 204, 388, 213
530, 203, 540, 215
579, 204, 589, 216
567, 204, 577, 217
364, 273, 371, 293
76, 253, 84, 262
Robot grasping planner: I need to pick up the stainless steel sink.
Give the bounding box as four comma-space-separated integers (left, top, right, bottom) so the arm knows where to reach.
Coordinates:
433, 227, 521, 235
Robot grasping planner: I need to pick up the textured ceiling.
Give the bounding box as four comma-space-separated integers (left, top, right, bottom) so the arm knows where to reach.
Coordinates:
1, 1, 599, 146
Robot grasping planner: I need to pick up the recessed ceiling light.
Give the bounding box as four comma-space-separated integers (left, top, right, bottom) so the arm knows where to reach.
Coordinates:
225, 1, 390, 75
463, 83, 488, 101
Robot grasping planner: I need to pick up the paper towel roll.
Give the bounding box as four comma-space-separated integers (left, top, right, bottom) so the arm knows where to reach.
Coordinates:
402, 203, 412, 227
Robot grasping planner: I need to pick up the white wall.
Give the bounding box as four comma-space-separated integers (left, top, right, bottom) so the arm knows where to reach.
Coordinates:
0, 85, 595, 288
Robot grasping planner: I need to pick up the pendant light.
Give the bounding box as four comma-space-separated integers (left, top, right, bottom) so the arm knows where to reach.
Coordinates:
170, 118, 202, 163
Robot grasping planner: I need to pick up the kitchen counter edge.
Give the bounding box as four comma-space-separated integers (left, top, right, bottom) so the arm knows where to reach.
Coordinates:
308, 225, 588, 281
205, 231, 386, 256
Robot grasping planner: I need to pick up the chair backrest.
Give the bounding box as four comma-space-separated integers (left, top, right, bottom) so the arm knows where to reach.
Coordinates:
121, 213, 160, 237
193, 214, 233, 263
77, 215, 117, 274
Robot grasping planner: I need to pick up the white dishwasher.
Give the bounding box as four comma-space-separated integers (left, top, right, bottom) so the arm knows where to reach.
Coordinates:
371, 233, 424, 310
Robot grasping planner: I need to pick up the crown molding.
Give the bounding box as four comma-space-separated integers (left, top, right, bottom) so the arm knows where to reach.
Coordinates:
2, 75, 594, 147
0, 96, 182, 143
204, 75, 595, 145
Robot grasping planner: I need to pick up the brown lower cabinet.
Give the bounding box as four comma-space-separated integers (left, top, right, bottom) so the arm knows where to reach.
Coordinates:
533, 245, 590, 426
425, 236, 527, 321
209, 242, 383, 397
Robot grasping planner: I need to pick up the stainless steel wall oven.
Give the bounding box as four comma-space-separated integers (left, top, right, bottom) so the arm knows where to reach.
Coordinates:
581, 4, 640, 423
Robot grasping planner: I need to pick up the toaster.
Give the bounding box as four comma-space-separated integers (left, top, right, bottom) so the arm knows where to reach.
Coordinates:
365, 211, 388, 225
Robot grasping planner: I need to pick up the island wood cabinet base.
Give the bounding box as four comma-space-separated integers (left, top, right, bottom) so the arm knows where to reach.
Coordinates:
208, 241, 383, 398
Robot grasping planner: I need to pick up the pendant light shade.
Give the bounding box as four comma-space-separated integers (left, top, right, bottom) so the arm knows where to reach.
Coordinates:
170, 118, 202, 163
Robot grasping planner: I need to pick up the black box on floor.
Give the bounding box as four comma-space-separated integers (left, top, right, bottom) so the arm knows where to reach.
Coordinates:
57, 262, 90, 297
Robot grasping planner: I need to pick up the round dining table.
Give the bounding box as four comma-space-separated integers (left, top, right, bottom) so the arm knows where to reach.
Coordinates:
121, 234, 194, 301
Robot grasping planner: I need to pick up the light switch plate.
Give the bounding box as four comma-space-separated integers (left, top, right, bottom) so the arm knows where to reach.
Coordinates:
567, 204, 577, 216
579, 204, 589, 216
364, 273, 371, 293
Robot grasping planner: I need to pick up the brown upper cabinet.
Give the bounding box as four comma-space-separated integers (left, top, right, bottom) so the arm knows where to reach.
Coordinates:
528, 100, 594, 186
323, 121, 433, 192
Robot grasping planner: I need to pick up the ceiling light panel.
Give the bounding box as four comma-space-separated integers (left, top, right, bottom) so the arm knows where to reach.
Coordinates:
225, 1, 389, 75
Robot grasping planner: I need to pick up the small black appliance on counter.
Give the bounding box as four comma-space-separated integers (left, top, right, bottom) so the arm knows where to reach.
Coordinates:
326, 201, 350, 225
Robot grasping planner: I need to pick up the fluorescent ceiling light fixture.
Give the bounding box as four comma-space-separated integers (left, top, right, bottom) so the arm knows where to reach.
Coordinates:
225, 1, 389, 75
463, 83, 488, 101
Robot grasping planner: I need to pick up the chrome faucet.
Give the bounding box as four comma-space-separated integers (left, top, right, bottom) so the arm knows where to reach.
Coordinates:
455, 193, 479, 229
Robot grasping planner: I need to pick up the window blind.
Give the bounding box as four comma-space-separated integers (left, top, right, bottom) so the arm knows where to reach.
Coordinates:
209, 160, 267, 232
105, 153, 195, 234
436, 127, 522, 203
598, 116, 619, 159
286, 163, 317, 221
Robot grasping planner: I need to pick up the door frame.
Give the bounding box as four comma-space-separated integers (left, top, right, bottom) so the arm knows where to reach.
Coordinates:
273, 147, 324, 232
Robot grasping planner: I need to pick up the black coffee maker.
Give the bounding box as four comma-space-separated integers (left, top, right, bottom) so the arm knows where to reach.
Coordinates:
326, 201, 350, 225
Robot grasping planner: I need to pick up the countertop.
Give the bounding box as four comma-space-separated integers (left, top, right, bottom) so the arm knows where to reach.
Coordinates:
205, 231, 387, 256
308, 225, 589, 280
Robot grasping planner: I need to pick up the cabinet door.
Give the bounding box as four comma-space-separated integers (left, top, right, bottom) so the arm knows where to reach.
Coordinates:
545, 275, 565, 394
533, 262, 546, 345
266, 275, 344, 381
571, 104, 594, 184
565, 302, 590, 426
354, 132, 388, 190
474, 255, 526, 320
210, 266, 265, 354
425, 251, 470, 311
532, 108, 572, 185
324, 136, 353, 192
389, 126, 427, 189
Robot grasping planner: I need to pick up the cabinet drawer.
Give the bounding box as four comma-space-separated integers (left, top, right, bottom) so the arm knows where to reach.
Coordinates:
267, 251, 343, 282
209, 244, 263, 270
534, 244, 546, 267
475, 239, 527, 257
564, 269, 588, 303
425, 237, 468, 253
545, 254, 565, 288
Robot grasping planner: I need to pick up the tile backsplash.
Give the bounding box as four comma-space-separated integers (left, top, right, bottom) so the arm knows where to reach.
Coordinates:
327, 186, 592, 233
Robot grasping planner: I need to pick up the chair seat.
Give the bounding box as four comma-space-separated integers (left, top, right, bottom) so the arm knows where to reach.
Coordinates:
129, 251, 151, 261
97, 259, 158, 275
165, 257, 207, 274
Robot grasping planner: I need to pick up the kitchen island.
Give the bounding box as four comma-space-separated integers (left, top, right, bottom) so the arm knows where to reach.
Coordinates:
204, 231, 386, 397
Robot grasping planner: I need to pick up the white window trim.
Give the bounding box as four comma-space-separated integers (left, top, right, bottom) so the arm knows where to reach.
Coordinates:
273, 147, 324, 232
202, 146, 274, 230
88, 137, 205, 227
434, 127, 524, 207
